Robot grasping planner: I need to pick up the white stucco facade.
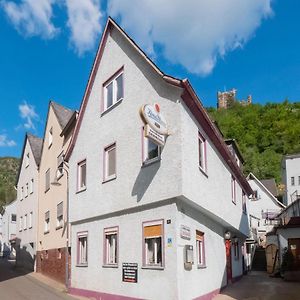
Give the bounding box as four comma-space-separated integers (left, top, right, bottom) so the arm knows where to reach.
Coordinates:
282, 154, 300, 206
1, 199, 17, 258
67, 19, 250, 300
247, 174, 284, 245
16, 135, 41, 270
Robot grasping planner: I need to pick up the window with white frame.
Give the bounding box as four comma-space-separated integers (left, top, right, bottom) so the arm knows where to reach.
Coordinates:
45, 169, 50, 192
198, 132, 207, 172
29, 212, 33, 228
143, 131, 161, 164
104, 227, 118, 266
25, 182, 29, 197
291, 176, 295, 186
24, 214, 27, 230
44, 211, 50, 233
242, 191, 247, 213
49, 127, 53, 147
56, 202, 63, 229
11, 214, 16, 223
231, 176, 236, 204
196, 230, 205, 267
19, 216, 23, 231
77, 160, 87, 190
77, 233, 88, 265
103, 70, 124, 111
30, 178, 34, 194
233, 239, 239, 260
143, 221, 163, 267
104, 144, 116, 181
25, 152, 30, 167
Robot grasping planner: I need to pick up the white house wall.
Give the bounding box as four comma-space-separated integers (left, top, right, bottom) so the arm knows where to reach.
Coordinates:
16, 138, 39, 266
284, 157, 300, 205
69, 27, 183, 225
71, 203, 178, 300
180, 103, 249, 236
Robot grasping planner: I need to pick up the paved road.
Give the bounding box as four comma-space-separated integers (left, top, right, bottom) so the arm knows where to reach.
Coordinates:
0, 258, 77, 300
214, 271, 300, 300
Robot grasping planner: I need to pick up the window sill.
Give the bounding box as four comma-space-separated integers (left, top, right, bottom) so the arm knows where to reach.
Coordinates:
29, 226, 32, 229
45, 188, 50, 194
198, 166, 208, 177
57, 173, 64, 181
56, 225, 63, 230
48, 143, 52, 149
44, 230, 50, 235
141, 265, 164, 270
102, 176, 117, 184
76, 187, 87, 194
102, 264, 118, 268
24, 228, 27, 231
197, 265, 207, 269
142, 157, 161, 168
76, 263, 88, 267
101, 98, 123, 116
232, 200, 237, 205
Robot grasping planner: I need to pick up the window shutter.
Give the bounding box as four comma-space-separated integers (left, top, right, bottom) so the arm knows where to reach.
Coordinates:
144, 224, 162, 238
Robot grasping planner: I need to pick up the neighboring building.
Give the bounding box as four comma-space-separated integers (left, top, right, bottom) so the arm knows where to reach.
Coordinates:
15, 133, 43, 271
266, 198, 300, 275
217, 89, 252, 109
36, 101, 76, 283
65, 18, 252, 300
1, 199, 17, 258
247, 173, 285, 247
282, 153, 300, 206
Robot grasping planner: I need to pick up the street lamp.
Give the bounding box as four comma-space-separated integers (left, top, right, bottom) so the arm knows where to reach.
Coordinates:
51, 161, 70, 290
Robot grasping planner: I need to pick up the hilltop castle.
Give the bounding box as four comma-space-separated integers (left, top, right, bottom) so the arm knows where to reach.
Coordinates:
217, 88, 252, 109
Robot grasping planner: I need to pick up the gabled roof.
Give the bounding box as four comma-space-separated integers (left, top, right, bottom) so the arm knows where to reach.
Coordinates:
27, 134, 43, 166
247, 173, 285, 208
51, 101, 75, 130
65, 17, 253, 196
16, 133, 43, 186
260, 178, 278, 197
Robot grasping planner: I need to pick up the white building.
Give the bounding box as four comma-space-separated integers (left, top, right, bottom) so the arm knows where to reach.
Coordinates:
65, 18, 253, 300
247, 173, 285, 246
1, 199, 17, 258
15, 133, 43, 270
282, 153, 300, 206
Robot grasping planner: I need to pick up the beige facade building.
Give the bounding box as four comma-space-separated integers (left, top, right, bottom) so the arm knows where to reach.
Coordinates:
36, 101, 76, 283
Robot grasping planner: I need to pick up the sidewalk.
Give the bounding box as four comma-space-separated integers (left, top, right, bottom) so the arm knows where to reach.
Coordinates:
28, 272, 88, 300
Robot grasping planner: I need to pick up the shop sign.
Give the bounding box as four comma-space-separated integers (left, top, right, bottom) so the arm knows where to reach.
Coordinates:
122, 263, 138, 283
140, 103, 168, 135
180, 225, 191, 240
144, 124, 165, 146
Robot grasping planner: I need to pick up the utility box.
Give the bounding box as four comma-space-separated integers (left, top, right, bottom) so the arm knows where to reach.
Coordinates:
184, 245, 194, 270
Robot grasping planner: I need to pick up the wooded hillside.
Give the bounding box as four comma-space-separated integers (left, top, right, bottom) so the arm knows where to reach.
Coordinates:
207, 101, 300, 183
0, 157, 19, 209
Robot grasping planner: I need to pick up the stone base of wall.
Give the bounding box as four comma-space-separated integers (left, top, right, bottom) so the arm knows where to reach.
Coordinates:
36, 247, 71, 284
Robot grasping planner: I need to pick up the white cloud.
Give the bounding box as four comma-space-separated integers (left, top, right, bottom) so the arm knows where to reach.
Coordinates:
2, 0, 58, 39
108, 0, 273, 76
18, 101, 39, 130
0, 134, 16, 147
65, 0, 102, 55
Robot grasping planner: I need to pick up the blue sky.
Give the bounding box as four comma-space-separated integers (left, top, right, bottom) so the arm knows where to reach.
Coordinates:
0, 0, 299, 158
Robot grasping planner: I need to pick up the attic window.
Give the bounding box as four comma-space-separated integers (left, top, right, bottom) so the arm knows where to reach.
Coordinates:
102, 69, 124, 112
49, 127, 53, 148
25, 152, 30, 167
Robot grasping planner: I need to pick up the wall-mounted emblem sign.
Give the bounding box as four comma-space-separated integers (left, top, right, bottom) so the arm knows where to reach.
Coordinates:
140, 103, 168, 135
180, 225, 191, 240
144, 124, 165, 146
